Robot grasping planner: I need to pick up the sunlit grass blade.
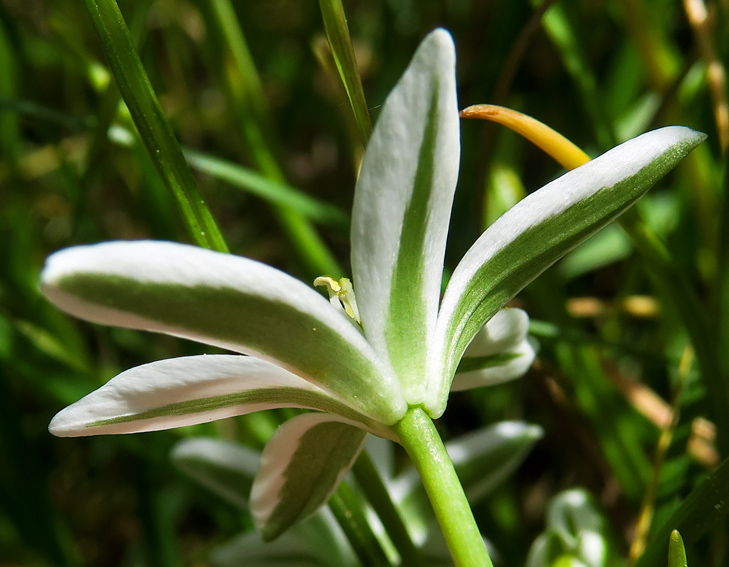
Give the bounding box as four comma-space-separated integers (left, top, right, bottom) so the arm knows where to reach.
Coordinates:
536, 0, 616, 148
82, 0, 228, 252
172, 438, 260, 510
318, 0, 372, 145
202, 0, 341, 277
184, 148, 350, 231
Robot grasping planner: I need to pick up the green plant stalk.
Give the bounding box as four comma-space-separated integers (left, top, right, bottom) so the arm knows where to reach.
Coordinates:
394, 407, 494, 567
352, 451, 425, 567
318, 0, 372, 146
207, 0, 342, 277
82, 0, 228, 253
329, 482, 392, 567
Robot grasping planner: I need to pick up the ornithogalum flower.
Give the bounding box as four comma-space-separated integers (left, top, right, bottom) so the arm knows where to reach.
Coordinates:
41, 29, 704, 540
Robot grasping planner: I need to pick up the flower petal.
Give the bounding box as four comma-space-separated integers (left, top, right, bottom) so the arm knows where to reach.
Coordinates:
49, 355, 387, 436
350, 29, 459, 403
451, 308, 536, 390
452, 338, 536, 391
427, 126, 705, 416
41, 241, 405, 424
250, 413, 367, 541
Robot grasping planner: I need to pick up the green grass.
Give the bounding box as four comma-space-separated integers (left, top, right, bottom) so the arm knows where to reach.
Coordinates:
1, 0, 729, 565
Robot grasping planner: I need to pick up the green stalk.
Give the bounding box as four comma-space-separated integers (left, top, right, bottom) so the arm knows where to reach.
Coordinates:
352, 451, 425, 567
206, 0, 342, 277
394, 407, 494, 567
82, 0, 228, 253
318, 0, 372, 146
329, 482, 392, 567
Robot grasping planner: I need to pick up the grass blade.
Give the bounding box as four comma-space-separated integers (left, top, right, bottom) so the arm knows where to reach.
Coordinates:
83, 0, 228, 252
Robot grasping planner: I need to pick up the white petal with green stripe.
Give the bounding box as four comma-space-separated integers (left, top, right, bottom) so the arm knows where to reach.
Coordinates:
49, 355, 385, 436
350, 29, 459, 404
41, 241, 405, 424
452, 308, 536, 391
250, 413, 367, 541
427, 126, 705, 416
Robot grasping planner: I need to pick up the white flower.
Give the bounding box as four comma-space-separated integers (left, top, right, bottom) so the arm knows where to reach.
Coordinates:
40, 29, 704, 539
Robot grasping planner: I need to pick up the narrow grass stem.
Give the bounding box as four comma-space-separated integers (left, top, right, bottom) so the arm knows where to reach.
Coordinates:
83, 0, 228, 253
318, 0, 372, 146
352, 451, 425, 567
329, 482, 392, 567
394, 407, 493, 567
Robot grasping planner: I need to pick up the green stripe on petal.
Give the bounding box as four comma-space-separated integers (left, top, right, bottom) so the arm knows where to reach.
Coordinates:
351, 29, 459, 404
41, 241, 405, 424
49, 355, 387, 436
250, 413, 367, 541
428, 127, 705, 416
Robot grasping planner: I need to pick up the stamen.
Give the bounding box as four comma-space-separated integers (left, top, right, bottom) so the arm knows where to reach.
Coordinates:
314, 276, 362, 324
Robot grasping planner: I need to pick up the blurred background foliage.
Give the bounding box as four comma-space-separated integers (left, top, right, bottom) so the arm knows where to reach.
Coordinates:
1, 0, 729, 565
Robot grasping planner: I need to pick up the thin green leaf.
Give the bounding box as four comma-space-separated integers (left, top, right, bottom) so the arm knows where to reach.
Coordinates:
211, 531, 321, 567
351, 29, 459, 404
668, 531, 688, 567
41, 241, 405, 424
318, 0, 372, 145
184, 149, 349, 231
636, 455, 729, 567
250, 413, 367, 541
431, 127, 705, 416
202, 0, 341, 277
83, 0, 228, 252
172, 438, 260, 510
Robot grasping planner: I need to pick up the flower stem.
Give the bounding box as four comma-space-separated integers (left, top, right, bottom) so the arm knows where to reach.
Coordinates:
393, 407, 494, 567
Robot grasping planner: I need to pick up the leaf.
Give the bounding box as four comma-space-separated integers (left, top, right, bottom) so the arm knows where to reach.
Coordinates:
636, 454, 729, 567
250, 413, 367, 541
49, 355, 386, 437
452, 307, 536, 390
41, 241, 405, 424
668, 531, 688, 567
429, 126, 705, 416
184, 148, 350, 231
83, 0, 228, 252
210, 531, 321, 567
350, 29, 459, 404
318, 0, 372, 145
172, 437, 260, 509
